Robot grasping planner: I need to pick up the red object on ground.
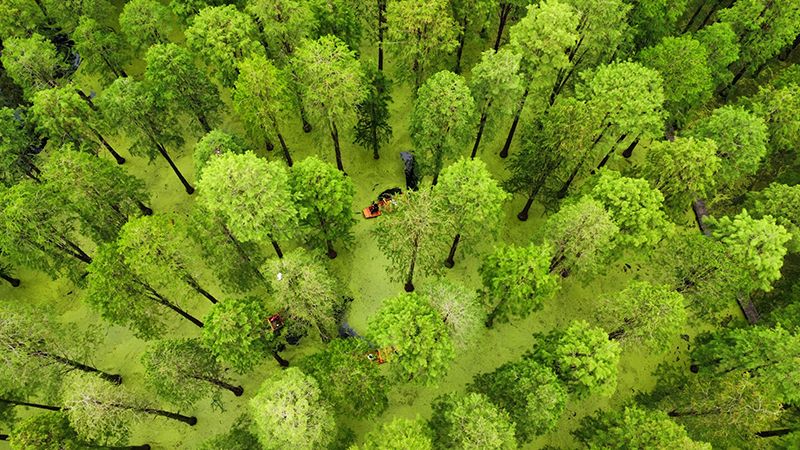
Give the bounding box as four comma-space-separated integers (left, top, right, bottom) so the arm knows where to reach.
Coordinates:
268, 314, 284, 332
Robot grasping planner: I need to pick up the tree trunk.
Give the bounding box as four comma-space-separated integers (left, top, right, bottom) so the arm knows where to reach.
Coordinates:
135, 200, 153, 216
471, 109, 489, 159
76, 89, 97, 110
500, 88, 528, 158
405, 242, 418, 292
0, 397, 62, 411
196, 112, 211, 133
185, 276, 218, 304
61, 237, 93, 264
779, 33, 800, 61
265, 137, 274, 151
621, 137, 640, 158
485, 302, 503, 328
0, 271, 20, 287
199, 376, 243, 396
757, 429, 794, 438
454, 15, 468, 74
330, 121, 345, 173
156, 143, 194, 194
494, 4, 512, 51
91, 128, 125, 164
271, 239, 284, 259
272, 350, 289, 367
276, 131, 293, 167
146, 288, 204, 328
299, 103, 312, 133
518, 182, 543, 221
0, 435, 7, 441
371, 99, 381, 159
596, 133, 628, 170
444, 234, 461, 268
608, 328, 625, 340
378, 0, 386, 71
682, 0, 711, 33
45, 353, 122, 385
326, 240, 337, 259
139, 408, 197, 425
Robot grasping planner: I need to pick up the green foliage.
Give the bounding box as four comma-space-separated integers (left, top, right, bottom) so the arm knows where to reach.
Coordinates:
73, 16, 130, 83
0, 0, 45, 39
435, 158, 509, 254
299, 338, 389, 418
119, 0, 172, 53
355, 418, 433, 450
233, 54, 294, 152
561, 0, 631, 74
421, 279, 485, 349
541, 196, 618, 276
310, 0, 362, 51
749, 84, 800, 161
480, 243, 558, 327
289, 156, 356, 253
0, 107, 37, 186
197, 152, 298, 245
694, 22, 739, 89
193, 129, 247, 181
42, 147, 147, 243
626, 0, 688, 48
142, 338, 236, 408
410, 71, 475, 181
709, 209, 790, 293
385, 0, 458, 88
529, 320, 621, 398
185, 5, 262, 87
202, 296, 278, 373
368, 292, 455, 385
42, 0, 114, 34
641, 137, 720, 213
1, 34, 64, 100
429, 392, 517, 449
249, 367, 336, 450
245, 0, 316, 60
144, 43, 222, 134
31, 86, 100, 153
574, 406, 711, 449
469, 48, 523, 143
268, 249, 346, 342
589, 169, 670, 248
470, 358, 567, 441
639, 35, 713, 123
598, 281, 686, 352
353, 67, 393, 159
688, 106, 768, 190
199, 414, 260, 450
749, 183, 800, 252
10, 413, 82, 450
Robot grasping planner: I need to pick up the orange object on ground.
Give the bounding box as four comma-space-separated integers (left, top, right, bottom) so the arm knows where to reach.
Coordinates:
363, 206, 382, 218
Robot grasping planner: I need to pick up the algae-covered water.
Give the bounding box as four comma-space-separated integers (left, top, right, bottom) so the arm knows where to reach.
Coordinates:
0, 15, 693, 449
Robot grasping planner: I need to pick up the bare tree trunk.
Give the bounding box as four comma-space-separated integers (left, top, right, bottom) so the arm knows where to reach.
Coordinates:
185, 276, 218, 304
405, 241, 418, 292
378, 0, 386, 71
91, 128, 125, 164
621, 137, 640, 158
0, 271, 20, 287
272, 350, 289, 367
494, 3, 512, 51
454, 15, 468, 74
271, 239, 284, 259
330, 121, 345, 173
443, 234, 460, 268
41, 352, 122, 385
276, 131, 293, 167
471, 108, 490, 159
500, 88, 528, 158
156, 143, 194, 194
0, 398, 62, 411
135, 200, 153, 216
145, 287, 205, 328
138, 407, 197, 425
197, 376, 243, 396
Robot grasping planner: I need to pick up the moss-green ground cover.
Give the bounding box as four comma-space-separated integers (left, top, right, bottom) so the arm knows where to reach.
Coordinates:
0, 11, 710, 449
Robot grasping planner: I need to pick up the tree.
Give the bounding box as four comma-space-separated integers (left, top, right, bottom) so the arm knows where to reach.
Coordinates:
708, 210, 790, 293
0, 0, 45, 39
420, 279, 485, 349
687, 106, 768, 191
0, 181, 92, 282
0, 307, 122, 395
470, 358, 567, 442
748, 84, 800, 169
480, 243, 559, 328
9, 413, 89, 450
185, 5, 262, 87
385, 0, 458, 91
354, 418, 433, 450
694, 22, 739, 90
144, 43, 222, 134
98, 77, 193, 194
0, 251, 20, 287
626, 0, 687, 49
491, 0, 528, 51
293, 35, 366, 172
199, 415, 260, 450
310, 0, 362, 52
63, 373, 196, 447
249, 368, 336, 450
30, 86, 125, 164
73, 16, 130, 83
142, 338, 243, 409
639, 35, 713, 124
574, 406, 711, 450
298, 338, 388, 419
541, 196, 618, 277
196, 152, 298, 258
499, 0, 579, 158
0, 107, 40, 186
353, 66, 393, 160
469, 49, 523, 159
448, 0, 495, 74
40, 0, 115, 34
1, 34, 64, 100
193, 129, 246, 181
118, 0, 172, 53
233, 54, 295, 165
749, 183, 800, 253
118, 215, 218, 304
373, 189, 449, 292
268, 249, 346, 342
368, 292, 455, 385
641, 137, 720, 214
435, 158, 508, 266
85, 242, 204, 339
588, 169, 670, 248
410, 71, 475, 184
529, 320, 621, 398
289, 157, 355, 258
41, 148, 150, 244
597, 281, 686, 352
429, 392, 516, 449
202, 296, 287, 371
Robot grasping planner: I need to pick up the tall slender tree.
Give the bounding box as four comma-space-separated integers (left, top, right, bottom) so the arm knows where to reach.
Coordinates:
192, 129, 247, 181
429, 392, 517, 449
118, 0, 173, 53
1, 34, 65, 100
73, 16, 130, 84
353, 67, 393, 160
0, 107, 40, 186
574, 406, 711, 449
421, 279, 485, 349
